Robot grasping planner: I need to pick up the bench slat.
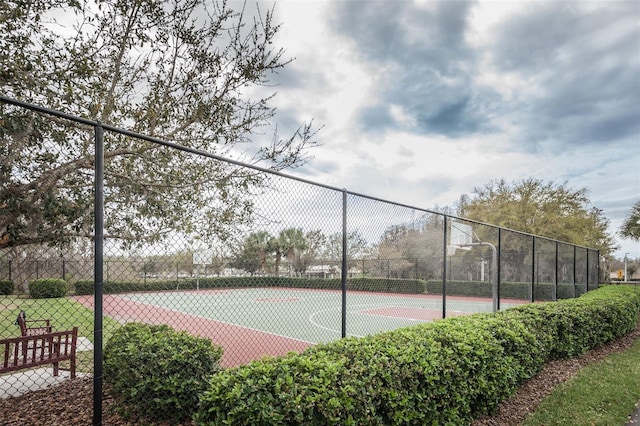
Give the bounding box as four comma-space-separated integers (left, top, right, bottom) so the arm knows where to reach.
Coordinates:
0, 328, 78, 378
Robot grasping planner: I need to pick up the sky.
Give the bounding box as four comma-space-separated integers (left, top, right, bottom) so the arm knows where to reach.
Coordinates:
243, 0, 640, 260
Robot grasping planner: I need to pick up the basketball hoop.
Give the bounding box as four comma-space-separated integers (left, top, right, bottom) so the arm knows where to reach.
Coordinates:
450, 221, 473, 250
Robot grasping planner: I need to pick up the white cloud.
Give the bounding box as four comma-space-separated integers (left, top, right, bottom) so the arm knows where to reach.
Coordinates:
257, 0, 640, 259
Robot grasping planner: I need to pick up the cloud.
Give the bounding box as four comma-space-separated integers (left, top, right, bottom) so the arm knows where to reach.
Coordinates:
322, 0, 639, 150
327, 0, 496, 137
487, 1, 640, 150
256, 0, 639, 258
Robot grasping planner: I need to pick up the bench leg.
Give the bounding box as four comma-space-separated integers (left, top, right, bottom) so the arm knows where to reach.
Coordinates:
70, 358, 76, 379
52, 341, 60, 376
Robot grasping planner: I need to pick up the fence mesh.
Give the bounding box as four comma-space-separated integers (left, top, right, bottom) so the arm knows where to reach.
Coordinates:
0, 98, 601, 422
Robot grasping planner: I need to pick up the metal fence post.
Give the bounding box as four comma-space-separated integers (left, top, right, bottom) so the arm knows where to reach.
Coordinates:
597, 250, 600, 289
554, 241, 558, 301
497, 228, 501, 312
573, 246, 578, 299
93, 123, 104, 426
586, 249, 590, 291
341, 190, 347, 338
531, 237, 536, 302
442, 216, 448, 319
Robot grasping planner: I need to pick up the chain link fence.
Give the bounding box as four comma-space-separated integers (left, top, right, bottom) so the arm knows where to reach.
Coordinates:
0, 97, 600, 422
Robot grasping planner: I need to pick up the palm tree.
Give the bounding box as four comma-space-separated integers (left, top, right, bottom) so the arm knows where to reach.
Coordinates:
270, 228, 308, 277
231, 231, 271, 275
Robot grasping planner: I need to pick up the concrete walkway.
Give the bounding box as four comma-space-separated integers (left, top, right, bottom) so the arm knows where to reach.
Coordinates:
0, 368, 87, 399
0, 336, 93, 399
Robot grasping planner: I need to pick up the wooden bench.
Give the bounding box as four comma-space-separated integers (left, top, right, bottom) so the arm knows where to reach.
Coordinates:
15, 310, 52, 336
0, 327, 78, 378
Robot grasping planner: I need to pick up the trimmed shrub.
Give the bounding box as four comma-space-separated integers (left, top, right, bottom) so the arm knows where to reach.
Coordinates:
425, 280, 581, 301
28, 278, 68, 298
509, 285, 640, 359
73, 276, 426, 296
104, 323, 223, 423
195, 318, 529, 425
74, 280, 93, 295
0, 279, 14, 295
196, 354, 353, 425
194, 285, 640, 425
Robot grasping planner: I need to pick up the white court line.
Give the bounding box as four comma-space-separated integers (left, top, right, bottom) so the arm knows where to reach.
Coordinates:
308, 303, 424, 337
116, 291, 473, 344
353, 305, 472, 321
308, 307, 343, 335
112, 294, 316, 345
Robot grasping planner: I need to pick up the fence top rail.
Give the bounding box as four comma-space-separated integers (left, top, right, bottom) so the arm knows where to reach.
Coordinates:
0, 95, 597, 253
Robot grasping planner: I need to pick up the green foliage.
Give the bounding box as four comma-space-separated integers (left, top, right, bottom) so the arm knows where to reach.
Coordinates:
425, 280, 581, 300
73, 280, 94, 295
268, 228, 309, 277
0, 279, 14, 295
195, 317, 535, 425
194, 285, 640, 425
620, 200, 640, 241
509, 285, 640, 359
28, 278, 68, 298
375, 219, 445, 281
195, 355, 354, 425
229, 229, 370, 277
0, 0, 317, 250
229, 231, 273, 275
460, 178, 615, 255
104, 323, 223, 423
73, 276, 426, 295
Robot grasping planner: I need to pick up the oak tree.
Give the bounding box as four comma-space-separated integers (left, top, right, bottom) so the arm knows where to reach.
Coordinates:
459, 178, 615, 255
620, 200, 640, 241
0, 0, 317, 250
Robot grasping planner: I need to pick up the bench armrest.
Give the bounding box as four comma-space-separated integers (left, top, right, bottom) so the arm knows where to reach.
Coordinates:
24, 319, 51, 327
23, 319, 53, 336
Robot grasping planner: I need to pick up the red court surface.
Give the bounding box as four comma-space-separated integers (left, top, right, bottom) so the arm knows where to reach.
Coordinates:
73, 295, 312, 367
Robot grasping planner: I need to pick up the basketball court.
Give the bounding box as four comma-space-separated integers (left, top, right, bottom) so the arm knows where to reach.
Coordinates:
73, 287, 526, 367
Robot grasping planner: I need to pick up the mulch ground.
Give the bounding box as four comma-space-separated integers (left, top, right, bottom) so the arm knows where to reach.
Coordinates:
1, 321, 639, 425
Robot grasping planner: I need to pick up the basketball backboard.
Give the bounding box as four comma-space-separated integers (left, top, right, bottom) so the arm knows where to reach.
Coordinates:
450, 221, 473, 249
193, 250, 213, 265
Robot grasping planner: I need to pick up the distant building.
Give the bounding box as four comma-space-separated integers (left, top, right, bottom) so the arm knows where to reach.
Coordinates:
305, 265, 361, 279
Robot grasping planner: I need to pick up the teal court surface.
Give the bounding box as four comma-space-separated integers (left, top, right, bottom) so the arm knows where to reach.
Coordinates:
75, 288, 526, 366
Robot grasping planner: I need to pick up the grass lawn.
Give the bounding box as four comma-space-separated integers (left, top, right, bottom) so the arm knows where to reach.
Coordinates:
0, 295, 121, 372
1, 296, 96, 339
523, 337, 640, 426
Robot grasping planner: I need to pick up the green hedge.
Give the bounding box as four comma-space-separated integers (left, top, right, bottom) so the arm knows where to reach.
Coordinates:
194, 285, 640, 425
28, 278, 68, 299
0, 279, 14, 295
425, 280, 587, 300
194, 317, 541, 425
508, 284, 640, 359
74, 276, 425, 295
104, 323, 223, 423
